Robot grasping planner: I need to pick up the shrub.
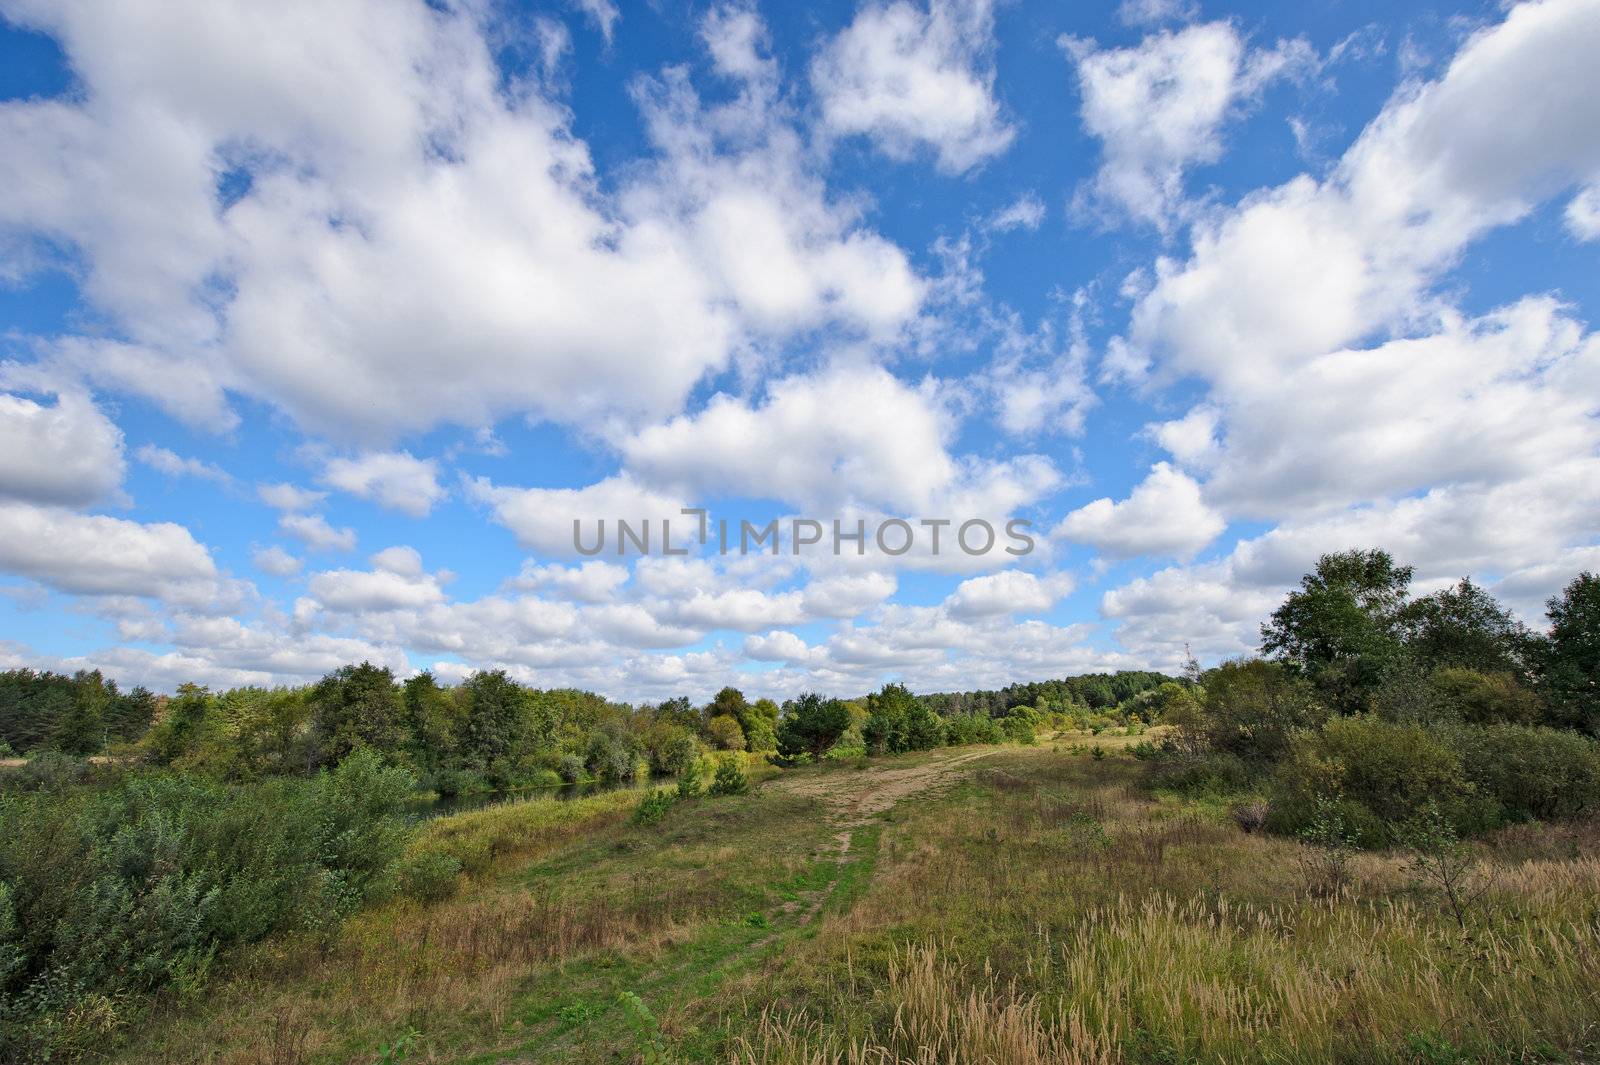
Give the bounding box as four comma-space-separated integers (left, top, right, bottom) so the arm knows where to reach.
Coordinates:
1269, 716, 1471, 847
1202, 659, 1326, 765
1146, 751, 1254, 795
1449, 723, 1600, 827
945, 713, 1003, 746
705, 714, 747, 751
557, 754, 587, 784
676, 765, 703, 798
399, 850, 462, 903
1428, 669, 1543, 725
632, 789, 675, 827
708, 757, 749, 796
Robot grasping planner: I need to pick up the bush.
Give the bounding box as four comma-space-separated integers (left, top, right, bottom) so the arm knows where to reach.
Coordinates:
1269, 716, 1471, 847
399, 850, 462, 903
1449, 724, 1600, 828
0, 750, 413, 1059
708, 757, 749, 796
1428, 669, 1543, 725
1145, 751, 1255, 795
632, 788, 675, 827
557, 754, 587, 784
945, 713, 1003, 746
1202, 659, 1326, 765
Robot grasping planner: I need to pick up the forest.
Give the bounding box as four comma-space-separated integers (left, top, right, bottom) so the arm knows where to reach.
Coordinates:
0, 549, 1597, 1063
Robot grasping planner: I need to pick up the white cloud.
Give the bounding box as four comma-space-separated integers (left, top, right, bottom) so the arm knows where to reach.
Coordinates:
306, 547, 448, 612
1118, 0, 1197, 27
0, 0, 922, 443
0, 390, 125, 505
320, 451, 445, 517
1114, 0, 1600, 384
1056, 463, 1224, 560
988, 192, 1045, 232
0, 502, 240, 607
135, 444, 232, 485
944, 569, 1073, 618
278, 512, 357, 553
1567, 182, 1600, 241
572, 0, 619, 44
1064, 22, 1312, 227
469, 474, 687, 558
252, 544, 303, 577
258, 483, 326, 512
508, 560, 630, 603
811, 0, 1015, 174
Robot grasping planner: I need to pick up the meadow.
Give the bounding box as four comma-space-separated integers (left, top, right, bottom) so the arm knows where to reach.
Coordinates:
90, 734, 1600, 1064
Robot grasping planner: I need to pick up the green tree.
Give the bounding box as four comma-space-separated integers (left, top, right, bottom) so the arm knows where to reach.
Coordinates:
776, 692, 852, 761
1400, 578, 1532, 675
705, 713, 747, 751
459, 669, 534, 770
742, 697, 780, 752
1261, 549, 1413, 714
309, 662, 401, 766
402, 671, 462, 768
1538, 572, 1600, 734
1202, 659, 1326, 765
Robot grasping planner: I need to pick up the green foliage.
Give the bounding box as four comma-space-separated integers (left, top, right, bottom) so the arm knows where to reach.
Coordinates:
776, 693, 851, 761
944, 712, 1003, 745
1269, 716, 1470, 847
1399, 578, 1533, 675
0, 750, 412, 1059
1261, 548, 1414, 714
705, 713, 747, 751
708, 756, 749, 796
309, 663, 402, 767
1201, 659, 1326, 765
742, 697, 781, 753
0, 669, 154, 756
862, 683, 944, 754
641, 720, 699, 777
1449, 723, 1600, 827
1537, 571, 1600, 734
1427, 668, 1542, 725
398, 850, 462, 904
632, 788, 676, 826
1001, 707, 1040, 745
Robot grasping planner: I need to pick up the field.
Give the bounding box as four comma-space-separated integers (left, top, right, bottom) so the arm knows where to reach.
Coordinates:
107, 733, 1600, 1065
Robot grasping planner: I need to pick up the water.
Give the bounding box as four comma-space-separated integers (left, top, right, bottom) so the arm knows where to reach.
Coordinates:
404, 775, 647, 822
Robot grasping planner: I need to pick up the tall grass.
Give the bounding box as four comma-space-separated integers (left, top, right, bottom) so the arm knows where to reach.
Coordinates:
731, 751, 1600, 1064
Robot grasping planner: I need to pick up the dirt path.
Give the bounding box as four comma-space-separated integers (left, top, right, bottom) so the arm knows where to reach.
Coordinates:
767, 748, 997, 925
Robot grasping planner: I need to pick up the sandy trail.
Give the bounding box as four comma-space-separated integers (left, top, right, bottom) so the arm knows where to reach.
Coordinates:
767, 748, 996, 924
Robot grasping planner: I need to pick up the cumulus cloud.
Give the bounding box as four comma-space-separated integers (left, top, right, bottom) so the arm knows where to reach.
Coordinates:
1056, 463, 1224, 560
278, 512, 358, 553
306, 547, 448, 613
944, 569, 1074, 618
0, 390, 125, 505
252, 544, 303, 577
0, 0, 922, 443
258, 483, 326, 512
811, 0, 1015, 173
0, 502, 240, 608
320, 451, 445, 517
1064, 21, 1312, 227
469, 474, 688, 558
135, 444, 232, 485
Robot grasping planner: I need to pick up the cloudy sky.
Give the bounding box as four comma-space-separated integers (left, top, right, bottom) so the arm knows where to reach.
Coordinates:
0, 0, 1597, 701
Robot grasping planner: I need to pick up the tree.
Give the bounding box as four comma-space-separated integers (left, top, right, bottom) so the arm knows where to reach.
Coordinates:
705, 713, 747, 751
309, 662, 401, 766
459, 669, 533, 769
1538, 572, 1600, 734
742, 698, 780, 752
1202, 659, 1325, 765
402, 671, 462, 768
776, 692, 852, 761
1400, 578, 1532, 675
1261, 549, 1413, 714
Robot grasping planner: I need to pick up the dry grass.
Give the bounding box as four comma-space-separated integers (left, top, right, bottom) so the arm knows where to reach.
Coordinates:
730, 749, 1600, 1065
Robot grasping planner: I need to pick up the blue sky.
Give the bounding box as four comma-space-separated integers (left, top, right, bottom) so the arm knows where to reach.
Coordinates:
0, 0, 1597, 701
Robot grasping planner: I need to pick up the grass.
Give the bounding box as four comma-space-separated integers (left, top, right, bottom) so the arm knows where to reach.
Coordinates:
104, 739, 1600, 1064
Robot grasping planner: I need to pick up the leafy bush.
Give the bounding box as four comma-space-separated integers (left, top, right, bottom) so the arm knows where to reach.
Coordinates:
1201, 659, 1326, 765
1428, 669, 1542, 725
1449, 724, 1600, 827
1269, 716, 1471, 847
944, 713, 1003, 746
1145, 751, 1255, 796
399, 850, 462, 903
632, 788, 675, 827
557, 754, 587, 784
0, 749, 413, 1059
708, 757, 749, 796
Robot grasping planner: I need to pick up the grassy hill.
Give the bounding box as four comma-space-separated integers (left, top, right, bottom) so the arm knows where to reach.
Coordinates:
106, 733, 1600, 1064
